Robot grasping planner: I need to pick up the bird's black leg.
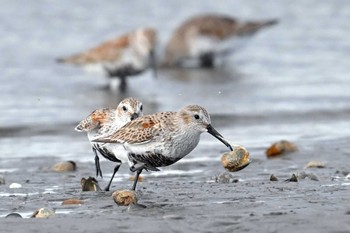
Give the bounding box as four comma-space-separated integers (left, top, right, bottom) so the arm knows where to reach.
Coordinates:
119, 76, 127, 92
131, 169, 143, 191
199, 52, 215, 68
93, 147, 103, 178
104, 163, 121, 191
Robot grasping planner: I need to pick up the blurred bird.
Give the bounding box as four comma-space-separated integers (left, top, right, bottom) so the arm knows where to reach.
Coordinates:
75, 97, 143, 191
57, 28, 157, 92
163, 14, 278, 68
92, 104, 233, 191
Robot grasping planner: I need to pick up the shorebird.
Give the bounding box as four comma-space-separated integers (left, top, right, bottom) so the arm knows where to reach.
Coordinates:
163, 14, 278, 68
92, 105, 233, 191
57, 28, 157, 92
75, 97, 143, 191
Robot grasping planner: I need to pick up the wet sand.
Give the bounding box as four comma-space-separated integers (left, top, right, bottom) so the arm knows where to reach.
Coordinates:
1, 123, 350, 233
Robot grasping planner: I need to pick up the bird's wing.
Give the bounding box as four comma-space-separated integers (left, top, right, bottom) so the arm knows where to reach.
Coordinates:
75, 108, 115, 132
92, 113, 172, 144
59, 34, 130, 64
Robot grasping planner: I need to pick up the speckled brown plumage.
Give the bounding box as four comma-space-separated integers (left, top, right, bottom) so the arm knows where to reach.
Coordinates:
163, 14, 278, 67
92, 104, 233, 191
75, 97, 143, 191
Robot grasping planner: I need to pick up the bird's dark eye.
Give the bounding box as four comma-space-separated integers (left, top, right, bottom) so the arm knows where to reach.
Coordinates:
140, 105, 143, 111
122, 106, 127, 111
194, 114, 200, 119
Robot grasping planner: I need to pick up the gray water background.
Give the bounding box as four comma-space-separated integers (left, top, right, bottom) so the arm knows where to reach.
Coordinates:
0, 0, 349, 168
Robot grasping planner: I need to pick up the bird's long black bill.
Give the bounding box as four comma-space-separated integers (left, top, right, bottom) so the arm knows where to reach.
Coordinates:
207, 124, 233, 151
150, 50, 157, 79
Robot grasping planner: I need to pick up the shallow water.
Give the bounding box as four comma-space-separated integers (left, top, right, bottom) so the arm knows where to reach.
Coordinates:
0, 1, 350, 232
1, 0, 349, 160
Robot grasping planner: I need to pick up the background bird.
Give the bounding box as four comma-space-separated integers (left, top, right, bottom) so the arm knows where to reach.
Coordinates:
57, 28, 157, 92
75, 97, 143, 191
163, 14, 278, 68
92, 104, 233, 191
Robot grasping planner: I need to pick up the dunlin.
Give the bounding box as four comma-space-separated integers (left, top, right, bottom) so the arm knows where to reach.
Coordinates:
75, 97, 143, 191
58, 28, 157, 91
92, 105, 233, 190
163, 14, 277, 68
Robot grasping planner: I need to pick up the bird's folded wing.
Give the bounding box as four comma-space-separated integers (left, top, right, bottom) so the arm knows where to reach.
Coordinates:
59, 35, 130, 64
92, 116, 162, 144
75, 108, 114, 132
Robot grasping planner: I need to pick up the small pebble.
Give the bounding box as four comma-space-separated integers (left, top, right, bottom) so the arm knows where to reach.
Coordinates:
32, 208, 55, 218
285, 174, 298, 182
270, 174, 278, 181
266, 140, 298, 158
52, 161, 76, 172
305, 161, 326, 169
112, 190, 138, 206
215, 172, 239, 183
9, 183, 22, 189
62, 198, 84, 205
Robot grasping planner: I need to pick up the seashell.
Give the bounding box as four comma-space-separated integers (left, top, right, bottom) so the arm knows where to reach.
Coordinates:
266, 140, 298, 158
305, 161, 326, 169
112, 190, 138, 206
52, 161, 76, 172
5, 213, 22, 218
285, 174, 298, 182
9, 183, 22, 189
31, 208, 55, 218
81, 177, 101, 191
270, 174, 278, 181
62, 198, 84, 205
221, 145, 250, 172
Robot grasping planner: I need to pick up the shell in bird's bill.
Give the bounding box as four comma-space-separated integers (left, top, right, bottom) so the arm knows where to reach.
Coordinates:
221, 145, 250, 172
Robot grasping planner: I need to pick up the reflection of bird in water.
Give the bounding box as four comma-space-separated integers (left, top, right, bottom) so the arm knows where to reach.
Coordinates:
93, 105, 233, 191
57, 28, 157, 92
163, 14, 278, 68
75, 97, 143, 191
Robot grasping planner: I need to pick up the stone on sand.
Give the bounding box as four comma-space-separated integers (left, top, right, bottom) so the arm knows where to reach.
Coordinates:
112, 190, 138, 206
266, 140, 298, 158
52, 161, 76, 172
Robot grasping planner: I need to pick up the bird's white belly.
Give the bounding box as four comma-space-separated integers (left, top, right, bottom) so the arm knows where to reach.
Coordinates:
188, 35, 218, 57
125, 132, 201, 166
105, 143, 130, 164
